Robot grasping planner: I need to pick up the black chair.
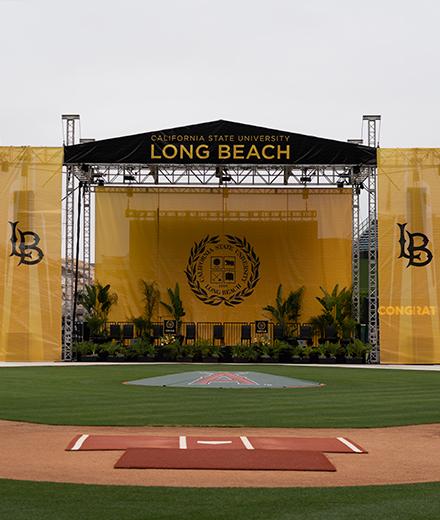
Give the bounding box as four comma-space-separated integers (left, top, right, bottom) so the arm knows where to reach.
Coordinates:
319, 325, 338, 344
273, 324, 284, 341
341, 336, 353, 348
151, 324, 163, 344
75, 321, 89, 342
82, 322, 90, 341
240, 324, 251, 344
184, 323, 196, 344
109, 324, 121, 340
122, 324, 134, 340
297, 325, 314, 346
213, 324, 224, 345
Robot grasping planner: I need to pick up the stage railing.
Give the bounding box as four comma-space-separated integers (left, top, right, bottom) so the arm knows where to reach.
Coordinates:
76, 320, 311, 345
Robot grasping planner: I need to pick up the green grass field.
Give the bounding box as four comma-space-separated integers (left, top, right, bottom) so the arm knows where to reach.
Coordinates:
0, 364, 439, 427
1, 479, 440, 520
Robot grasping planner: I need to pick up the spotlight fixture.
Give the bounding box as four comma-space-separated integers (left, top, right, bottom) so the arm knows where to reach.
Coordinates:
215, 166, 223, 177
300, 176, 312, 183
123, 174, 136, 182
97, 178, 105, 186
355, 183, 364, 195
336, 181, 345, 189
215, 165, 231, 183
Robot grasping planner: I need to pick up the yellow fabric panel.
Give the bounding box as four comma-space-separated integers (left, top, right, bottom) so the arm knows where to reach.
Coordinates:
0, 147, 62, 361
378, 148, 440, 364
95, 188, 352, 325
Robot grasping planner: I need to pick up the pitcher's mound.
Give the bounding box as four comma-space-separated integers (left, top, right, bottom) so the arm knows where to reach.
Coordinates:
126, 371, 323, 389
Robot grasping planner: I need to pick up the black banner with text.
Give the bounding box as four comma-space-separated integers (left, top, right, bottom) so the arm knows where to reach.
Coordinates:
64, 119, 376, 166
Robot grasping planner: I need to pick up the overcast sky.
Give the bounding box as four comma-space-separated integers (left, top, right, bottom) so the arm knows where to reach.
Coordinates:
0, 0, 439, 148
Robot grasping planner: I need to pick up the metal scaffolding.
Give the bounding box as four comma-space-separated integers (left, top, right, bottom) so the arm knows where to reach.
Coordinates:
363, 115, 381, 363
79, 138, 95, 288
61, 116, 379, 361
61, 114, 80, 361
347, 138, 364, 324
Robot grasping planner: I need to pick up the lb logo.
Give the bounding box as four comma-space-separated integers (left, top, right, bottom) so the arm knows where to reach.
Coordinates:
398, 223, 433, 268
9, 221, 44, 266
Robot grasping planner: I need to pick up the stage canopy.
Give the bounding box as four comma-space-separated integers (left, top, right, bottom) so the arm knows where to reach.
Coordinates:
64, 120, 376, 166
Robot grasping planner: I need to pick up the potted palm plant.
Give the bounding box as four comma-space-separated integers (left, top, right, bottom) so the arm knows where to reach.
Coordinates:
160, 283, 186, 336
77, 282, 118, 345
263, 284, 304, 340
310, 285, 356, 359
133, 280, 160, 339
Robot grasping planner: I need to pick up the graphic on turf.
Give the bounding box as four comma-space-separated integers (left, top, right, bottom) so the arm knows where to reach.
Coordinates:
185, 234, 260, 306
189, 372, 258, 386
9, 220, 44, 266
125, 371, 323, 389
397, 222, 433, 267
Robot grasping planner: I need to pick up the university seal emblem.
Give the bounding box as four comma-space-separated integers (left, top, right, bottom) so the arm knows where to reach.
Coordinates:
185, 235, 260, 306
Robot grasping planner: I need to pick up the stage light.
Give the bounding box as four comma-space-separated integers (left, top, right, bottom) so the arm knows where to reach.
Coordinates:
352, 165, 361, 175
97, 179, 105, 186
336, 181, 345, 189
124, 174, 136, 182
300, 176, 312, 183
355, 183, 363, 195
215, 165, 231, 183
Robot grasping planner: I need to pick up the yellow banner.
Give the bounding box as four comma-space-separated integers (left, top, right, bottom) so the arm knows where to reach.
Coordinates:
378, 148, 440, 363
96, 188, 352, 324
0, 147, 62, 361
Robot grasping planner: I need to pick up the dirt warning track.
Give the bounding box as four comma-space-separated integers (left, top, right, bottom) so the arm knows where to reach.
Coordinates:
1, 420, 440, 488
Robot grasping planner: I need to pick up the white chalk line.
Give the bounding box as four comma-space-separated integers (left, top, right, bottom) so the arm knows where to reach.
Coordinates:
337, 436, 363, 453
70, 434, 89, 451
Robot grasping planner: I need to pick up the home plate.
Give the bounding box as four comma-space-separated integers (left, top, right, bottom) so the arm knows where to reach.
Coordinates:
125, 371, 322, 388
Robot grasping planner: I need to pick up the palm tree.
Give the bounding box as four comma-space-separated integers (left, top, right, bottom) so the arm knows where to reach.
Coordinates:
77, 282, 118, 336
134, 280, 160, 337
311, 285, 355, 337
263, 284, 304, 335
160, 283, 186, 330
